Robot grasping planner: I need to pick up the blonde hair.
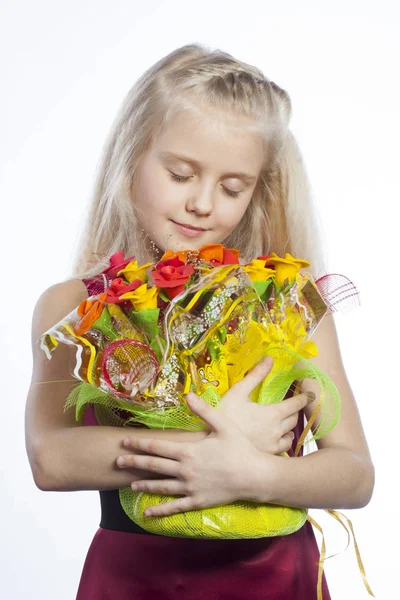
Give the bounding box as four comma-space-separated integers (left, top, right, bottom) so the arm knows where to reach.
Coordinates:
70, 43, 328, 280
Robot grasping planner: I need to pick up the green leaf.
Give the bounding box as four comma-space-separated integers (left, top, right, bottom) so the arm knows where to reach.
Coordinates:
91, 306, 119, 340
273, 280, 282, 296
217, 326, 227, 344
206, 339, 221, 361
130, 308, 160, 340
263, 282, 274, 302
159, 289, 171, 303
252, 280, 271, 298
277, 278, 296, 297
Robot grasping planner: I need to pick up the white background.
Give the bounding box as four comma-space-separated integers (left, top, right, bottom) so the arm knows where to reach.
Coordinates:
1, 1, 398, 598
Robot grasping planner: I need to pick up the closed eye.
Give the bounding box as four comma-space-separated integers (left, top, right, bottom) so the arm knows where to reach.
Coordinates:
169, 171, 241, 198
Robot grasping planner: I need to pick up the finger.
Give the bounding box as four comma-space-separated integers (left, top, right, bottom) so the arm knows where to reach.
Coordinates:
277, 431, 295, 454
131, 478, 186, 496
117, 453, 180, 477
280, 391, 316, 418
144, 495, 199, 518
186, 392, 240, 436
232, 356, 274, 397
123, 437, 186, 461
280, 412, 301, 435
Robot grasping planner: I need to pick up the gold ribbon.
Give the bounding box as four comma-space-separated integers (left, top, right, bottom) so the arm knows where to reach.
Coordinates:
306, 510, 375, 599
323, 510, 375, 597
306, 514, 327, 600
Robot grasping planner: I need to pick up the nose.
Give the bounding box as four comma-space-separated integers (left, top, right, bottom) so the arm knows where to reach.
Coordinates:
185, 186, 213, 217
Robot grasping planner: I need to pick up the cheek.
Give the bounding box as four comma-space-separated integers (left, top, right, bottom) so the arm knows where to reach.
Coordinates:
214, 198, 250, 230
135, 166, 181, 219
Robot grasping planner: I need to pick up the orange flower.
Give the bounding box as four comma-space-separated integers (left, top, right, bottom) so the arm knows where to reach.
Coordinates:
74, 293, 107, 336
160, 244, 240, 265
199, 244, 240, 265
160, 249, 190, 263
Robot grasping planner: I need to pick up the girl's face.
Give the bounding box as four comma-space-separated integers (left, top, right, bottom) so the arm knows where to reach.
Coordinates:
133, 103, 265, 258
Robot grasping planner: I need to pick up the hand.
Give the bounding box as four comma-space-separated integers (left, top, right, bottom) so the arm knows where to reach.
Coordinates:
119, 393, 267, 517
218, 356, 316, 454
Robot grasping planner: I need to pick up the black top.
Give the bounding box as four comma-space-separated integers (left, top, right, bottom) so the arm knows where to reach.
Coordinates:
99, 489, 155, 535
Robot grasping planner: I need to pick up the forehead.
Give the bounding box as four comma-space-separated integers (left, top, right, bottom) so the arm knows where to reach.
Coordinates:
152, 104, 265, 176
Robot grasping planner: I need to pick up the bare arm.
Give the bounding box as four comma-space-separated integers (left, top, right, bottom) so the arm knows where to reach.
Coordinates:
25, 279, 206, 493
253, 446, 373, 509
33, 421, 206, 492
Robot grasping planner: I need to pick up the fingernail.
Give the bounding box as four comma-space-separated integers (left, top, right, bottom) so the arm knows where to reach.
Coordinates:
306, 391, 316, 401
117, 457, 125, 467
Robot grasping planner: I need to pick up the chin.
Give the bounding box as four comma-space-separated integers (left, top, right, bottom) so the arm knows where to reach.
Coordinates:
160, 233, 201, 251
168, 238, 211, 252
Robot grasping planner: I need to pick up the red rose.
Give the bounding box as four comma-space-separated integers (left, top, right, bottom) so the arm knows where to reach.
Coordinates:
104, 277, 142, 304
100, 251, 136, 279
151, 257, 195, 300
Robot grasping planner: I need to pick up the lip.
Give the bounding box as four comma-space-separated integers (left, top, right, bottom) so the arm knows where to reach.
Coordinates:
171, 220, 209, 238
172, 220, 208, 231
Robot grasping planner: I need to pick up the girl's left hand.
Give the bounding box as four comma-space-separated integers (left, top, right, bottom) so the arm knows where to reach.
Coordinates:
118, 392, 269, 517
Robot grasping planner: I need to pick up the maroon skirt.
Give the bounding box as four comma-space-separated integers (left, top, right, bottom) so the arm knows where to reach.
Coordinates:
76, 521, 330, 600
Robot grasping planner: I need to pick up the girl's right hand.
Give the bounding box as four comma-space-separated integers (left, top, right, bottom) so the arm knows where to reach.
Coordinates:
217, 356, 316, 455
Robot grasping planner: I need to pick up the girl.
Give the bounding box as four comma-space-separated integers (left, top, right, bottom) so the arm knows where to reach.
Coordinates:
25, 43, 374, 599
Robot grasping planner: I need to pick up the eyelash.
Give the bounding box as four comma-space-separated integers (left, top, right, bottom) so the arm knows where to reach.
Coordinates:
169, 171, 241, 198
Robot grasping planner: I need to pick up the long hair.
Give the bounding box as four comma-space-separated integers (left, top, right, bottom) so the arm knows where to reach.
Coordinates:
70, 43, 328, 280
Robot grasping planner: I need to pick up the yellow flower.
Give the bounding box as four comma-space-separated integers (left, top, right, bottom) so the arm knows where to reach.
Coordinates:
120, 284, 158, 311
264, 307, 318, 359
266, 253, 310, 287
244, 259, 275, 282
118, 260, 153, 283
224, 320, 276, 384
297, 340, 318, 359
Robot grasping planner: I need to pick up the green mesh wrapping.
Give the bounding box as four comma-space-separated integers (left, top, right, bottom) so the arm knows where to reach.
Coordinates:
119, 490, 308, 539
64, 345, 340, 539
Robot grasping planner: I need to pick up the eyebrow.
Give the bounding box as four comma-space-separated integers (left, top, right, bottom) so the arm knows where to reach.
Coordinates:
159, 151, 257, 182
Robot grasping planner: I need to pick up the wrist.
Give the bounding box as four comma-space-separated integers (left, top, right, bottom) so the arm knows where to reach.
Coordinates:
245, 452, 279, 504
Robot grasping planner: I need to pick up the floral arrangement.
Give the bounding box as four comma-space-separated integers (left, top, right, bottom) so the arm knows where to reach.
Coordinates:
40, 243, 348, 540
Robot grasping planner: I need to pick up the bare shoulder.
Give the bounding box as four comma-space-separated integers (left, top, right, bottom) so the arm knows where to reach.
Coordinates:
31, 278, 89, 347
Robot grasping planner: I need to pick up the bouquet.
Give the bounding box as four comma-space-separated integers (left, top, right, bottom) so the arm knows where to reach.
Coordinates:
40, 244, 355, 539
